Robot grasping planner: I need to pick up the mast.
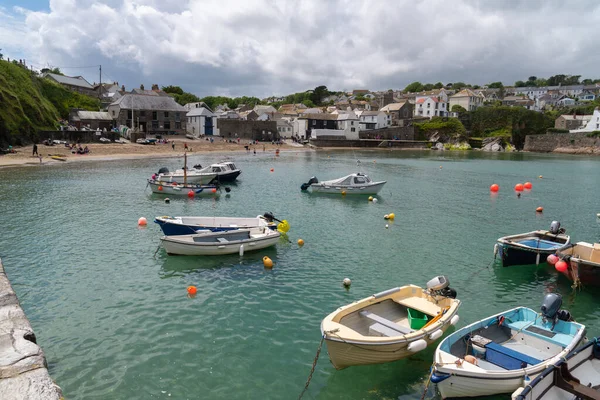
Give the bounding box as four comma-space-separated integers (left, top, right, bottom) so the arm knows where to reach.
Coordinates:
184, 152, 187, 185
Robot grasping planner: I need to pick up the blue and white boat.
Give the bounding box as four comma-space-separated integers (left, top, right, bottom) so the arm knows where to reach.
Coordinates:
431, 294, 586, 399
154, 214, 281, 236
495, 221, 571, 267
511, 337, 600, 400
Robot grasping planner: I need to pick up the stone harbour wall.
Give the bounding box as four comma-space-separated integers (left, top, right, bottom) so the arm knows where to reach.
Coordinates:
524, 132, 600, 154
0, 258, 62, 400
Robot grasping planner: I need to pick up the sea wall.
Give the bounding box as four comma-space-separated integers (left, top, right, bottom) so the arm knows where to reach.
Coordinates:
359, 126, 415, 140
309, 138, 427, 148
0, 258, 62, 399
524, 132, 600, 154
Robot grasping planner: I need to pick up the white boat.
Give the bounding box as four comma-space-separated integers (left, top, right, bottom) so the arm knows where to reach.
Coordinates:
301, 172, 386, 195
155, 167, 217, 184
193, 161, 241, 182
154, 214, 278, 235
320, 276, 461, 369
160, 227, 280, 255
147, 179, 220, 197
431, 294, 586, 399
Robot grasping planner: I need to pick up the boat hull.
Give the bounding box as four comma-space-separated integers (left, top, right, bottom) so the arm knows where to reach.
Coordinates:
157, 172, 217, 184
161, 231, 280, 256
214, 170, 241, 182
310, 181, 386, 195
148, 180, 220, 197
496, 231, 571, 267
154, 216, 276, 235
562, 259, 600, 286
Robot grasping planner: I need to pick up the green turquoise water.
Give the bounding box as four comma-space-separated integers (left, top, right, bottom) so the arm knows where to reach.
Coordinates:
1, 149, 599, 400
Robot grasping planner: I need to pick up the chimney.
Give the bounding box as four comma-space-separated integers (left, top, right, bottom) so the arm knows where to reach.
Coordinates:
140, 84, 145, 90
152, 84, 159, 91
121, 84, 125, 92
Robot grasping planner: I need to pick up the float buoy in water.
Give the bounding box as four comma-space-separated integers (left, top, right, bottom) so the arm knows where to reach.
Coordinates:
490, 184, 499, 192
536, 206, 543, 213
372, 198, 378, 203
547, 254, 558, 265
384, 214, 390, 220
341, 191, 346, 195
263, 256, 273, 269
187, 190, 194, 198
388, 213, 395, 220
138, 217, 147, 226
297, 239, 304, 246
515, 183, 524, 192
187, 286, 197, 296
343, 278, 351, 288
555, 260, 568, 272
368, 196, 373, 201
524, 182, 533, 189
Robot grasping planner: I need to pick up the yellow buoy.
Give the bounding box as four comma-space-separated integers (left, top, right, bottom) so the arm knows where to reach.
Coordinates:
263, 256, 273, 269
341, 191, 346, 195
388, 213, 395, 220
297, 239, 304, 246
368, 196, 373, 201
277, 220, 290, 233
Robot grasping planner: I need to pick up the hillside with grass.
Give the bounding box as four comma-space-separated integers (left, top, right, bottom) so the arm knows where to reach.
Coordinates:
0, 60, 100, 147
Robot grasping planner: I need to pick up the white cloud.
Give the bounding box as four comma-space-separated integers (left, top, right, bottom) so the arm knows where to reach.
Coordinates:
1, 0, 599, 97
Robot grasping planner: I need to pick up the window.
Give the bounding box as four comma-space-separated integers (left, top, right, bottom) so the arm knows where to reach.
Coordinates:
351, 128, 355, 132
351, 121, 354, 125
426, 110, 430, 115
126, 119, 132, 127
152, 111, 157, 120
354, 177, 366, 184
140, 111, 146, 117
164, 111, 169, 118
427, 103, 430, 108
152, 121, 158, 129
127, 110, 132, 119
164, 121, 171, 130
175, 122, 181, 129
175, 112, 180, 121
312, 120, 316, 126
111, 110, 115, 116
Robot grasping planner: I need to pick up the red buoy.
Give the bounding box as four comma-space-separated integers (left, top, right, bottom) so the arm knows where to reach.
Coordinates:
212, 188, 217, 193
187, 286, 197, 295
547, 254, 558, 265
515, 183, 524, 192
524, 182, 532, 189
158, 186, 163, 191
536, 206, 544, 213
490, 184, 499, 192
555, 260, 568, 273
187, 190, 195, 198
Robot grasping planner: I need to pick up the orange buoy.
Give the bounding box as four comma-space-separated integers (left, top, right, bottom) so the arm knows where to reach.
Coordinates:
490, 184, 499, 192
270, 168, 274, 172
158, 185, 163, 191
297, 239, 304, 246
187, 286, 197, 295
524, 182, 532, 189
515, 183, 524, 192
187, 190, 195, 198
211, 188, 217, 193
138, 217, 147, 226
536, 207, 543, 213
464, 355, 478, 365
263, 256, 273, 268
555, 260, 568, 273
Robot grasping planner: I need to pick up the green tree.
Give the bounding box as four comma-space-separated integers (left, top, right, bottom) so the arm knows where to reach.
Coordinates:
162, 85, 184, 95
452, 82, 468, 90
302, 99, 315, 108
433, 82, 444, 89
404, 81, 424, 93
487, 82, 504, 89
534, 78, 547, 87
310, 85, 329, 105
451, 104, 467, 113
422, 83, 434, 91
515, 80, 526, 87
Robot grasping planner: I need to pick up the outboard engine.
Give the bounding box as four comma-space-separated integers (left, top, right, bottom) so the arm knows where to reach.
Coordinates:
158, 167, 170, 174
541, 293, 573, 327
426, 276, 457, 299
549, 221, 561, 235
300, 176, 318, 191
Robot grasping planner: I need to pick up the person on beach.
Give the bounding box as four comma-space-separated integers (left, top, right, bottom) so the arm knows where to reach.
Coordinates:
32, 144, 38, 156
172, 141, 175, 150
184, 142, 188, 150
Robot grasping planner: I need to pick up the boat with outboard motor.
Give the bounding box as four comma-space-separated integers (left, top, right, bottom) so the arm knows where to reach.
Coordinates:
154, 212, 284, 235
511, 337, 600, 400
154, 166, 217, 184
300, 172, 386, 195
160, 226, 281, 255
320, 276, 461, 370
147, 179, 221, 197
431, 293, 586, 399
495, 221, 571, 267
555, 242, 600, 287
192, 161, 241, 182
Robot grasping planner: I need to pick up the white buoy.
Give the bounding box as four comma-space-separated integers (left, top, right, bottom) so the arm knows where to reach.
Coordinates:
450, 315, 460, 326
385, 224, 389, 229
372, 198, 378, 203
239, 244, 244, 256
429, 330, 443, 340
343, 278, 351, 287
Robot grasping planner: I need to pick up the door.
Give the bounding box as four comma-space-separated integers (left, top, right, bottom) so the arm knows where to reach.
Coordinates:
204, 117, 213, 136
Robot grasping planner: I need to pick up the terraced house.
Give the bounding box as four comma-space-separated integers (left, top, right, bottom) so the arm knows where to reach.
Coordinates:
107, 87, 186, 135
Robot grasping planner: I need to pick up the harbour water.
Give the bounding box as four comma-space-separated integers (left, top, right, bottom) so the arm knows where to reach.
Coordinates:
0, 149, 599, 399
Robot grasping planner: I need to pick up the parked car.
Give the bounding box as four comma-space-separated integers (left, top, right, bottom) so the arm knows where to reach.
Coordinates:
99, 137, 111, 143
136, 138, 157, 145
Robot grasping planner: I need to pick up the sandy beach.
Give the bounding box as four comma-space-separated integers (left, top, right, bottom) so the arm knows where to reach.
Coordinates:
0, 138, 309, 168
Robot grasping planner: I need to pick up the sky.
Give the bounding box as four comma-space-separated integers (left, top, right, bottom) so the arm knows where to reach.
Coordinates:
1, 0, 599, 98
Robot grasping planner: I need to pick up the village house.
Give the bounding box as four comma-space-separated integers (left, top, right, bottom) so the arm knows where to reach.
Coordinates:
449, 88, 484, 112
379, 101, 414, 126
415, 89, 451, 113
68, 110, 113, 130
186, 106, 218, 137
555, 114, 592, 131
42, 72, 97, 97
355, 110, 388, 130
107, 92, 187, 135
414, 96, 447, 118
253, 105, 277, 116
579, 90, 597, 102
570, 108, 600, 133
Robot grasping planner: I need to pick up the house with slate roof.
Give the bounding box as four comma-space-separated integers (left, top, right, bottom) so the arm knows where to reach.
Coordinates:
42, 72, 96, 97
186, 106, 218, 137
107, 93, 187, 135
449, 88, 484, 112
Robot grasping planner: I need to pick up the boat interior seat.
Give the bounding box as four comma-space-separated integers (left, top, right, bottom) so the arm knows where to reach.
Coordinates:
484, 341, 542, 370
216, 237, 229, 243
359, 310, 413, 336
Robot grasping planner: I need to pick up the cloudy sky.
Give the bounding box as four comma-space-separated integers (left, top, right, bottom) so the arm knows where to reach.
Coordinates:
1, 0, 599, 98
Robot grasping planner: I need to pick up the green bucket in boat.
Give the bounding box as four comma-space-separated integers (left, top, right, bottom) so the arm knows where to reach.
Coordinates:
407, 308, 429, 330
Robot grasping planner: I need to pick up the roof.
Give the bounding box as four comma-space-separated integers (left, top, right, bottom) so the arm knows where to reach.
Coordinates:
43, 73, 93, 89
109, 94, 187, 111
130, 89, 170, 97
301, 108, 323, 114
416, 96, 439, 104
380, 102, 407, 111
75, 111, 112, 120
187, 107, 214, 117
358, 111, 381, 116
298, 113, 339, 121
451, 89, 478, 98
337, 112, 358, 120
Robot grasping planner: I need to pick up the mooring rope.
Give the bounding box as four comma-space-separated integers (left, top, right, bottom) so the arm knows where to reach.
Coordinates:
298, 334, 326, 400
419, 362, 436, 400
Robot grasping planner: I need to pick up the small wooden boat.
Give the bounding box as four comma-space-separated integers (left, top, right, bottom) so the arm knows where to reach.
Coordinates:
147, 179, 220, 197
193, 161, 241, 182
495, 222, 571, 267
511, 337, 600, 400
432, 294, 586, 399
154, 214, 278, 235
301, 172, 386, 195
160, 227, 280, 255
556, 242, 600, 287
320, 276, 461, 370
50, 155, 67, 162
155, 167, 217, 184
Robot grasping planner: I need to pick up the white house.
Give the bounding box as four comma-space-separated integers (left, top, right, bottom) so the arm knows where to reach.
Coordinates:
355, 110, 387, 130
253, 105, 277, 116
186, 107, 219, 136
336, 111, 360, 139
449, 89, 484, 112
415, 96, 447, 118
570, 108, 600, 133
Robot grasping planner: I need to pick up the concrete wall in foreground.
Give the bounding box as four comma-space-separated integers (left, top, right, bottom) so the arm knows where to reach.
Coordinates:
0, 258, 62, 399
524, 132, 600, 153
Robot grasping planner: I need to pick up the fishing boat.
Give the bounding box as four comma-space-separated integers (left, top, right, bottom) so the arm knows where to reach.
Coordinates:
160, 226, 281, 255
300, 173, 386, 195
431, 293, 586, 399
495, 221, 571, 267
511, 338, 600, 400
555, 242, 600, 287
147, 179, 220, 197
154, 213, 283, 235
155, 167, 217, 184
320, 276, 461, 370
193, 161, 241, 182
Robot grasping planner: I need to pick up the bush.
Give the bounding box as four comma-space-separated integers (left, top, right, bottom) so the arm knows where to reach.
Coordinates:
585, 131, 600, 138
415, 117, 466, 137
547, 128, 569, 133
